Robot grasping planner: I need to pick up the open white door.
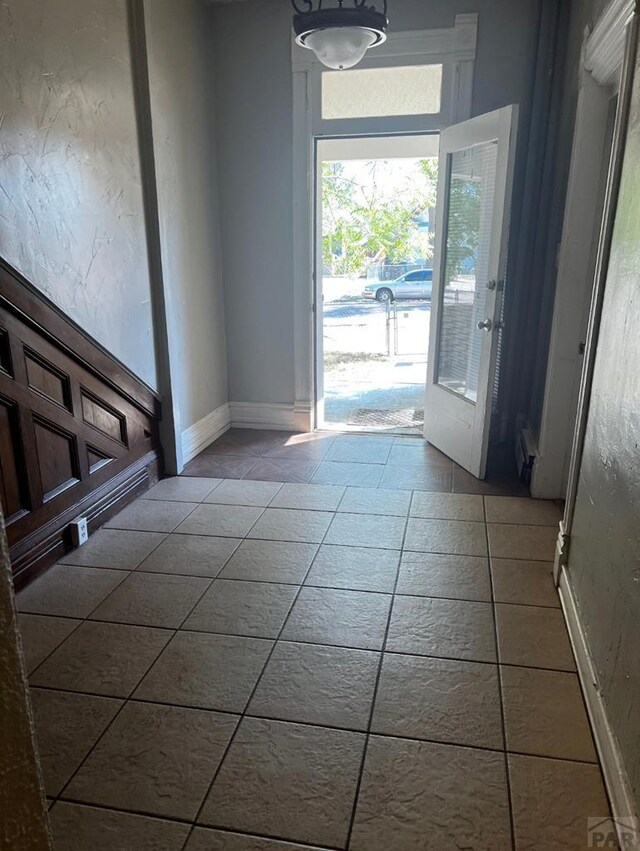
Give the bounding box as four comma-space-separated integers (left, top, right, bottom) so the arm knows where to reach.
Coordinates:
424, 105, 519, 478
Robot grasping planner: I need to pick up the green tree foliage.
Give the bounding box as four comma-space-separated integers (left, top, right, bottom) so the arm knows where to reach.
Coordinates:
322, 158, 438, 277
418, 158, 480, 279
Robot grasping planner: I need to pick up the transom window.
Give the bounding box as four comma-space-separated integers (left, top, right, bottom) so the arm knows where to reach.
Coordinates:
321, 63, 443, 120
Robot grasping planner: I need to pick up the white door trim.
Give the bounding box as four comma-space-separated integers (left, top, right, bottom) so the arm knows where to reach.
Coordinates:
532, 0, 635, 498
558, 565, 638, 841
585, 0, 635, 86
291, 16, 477, 431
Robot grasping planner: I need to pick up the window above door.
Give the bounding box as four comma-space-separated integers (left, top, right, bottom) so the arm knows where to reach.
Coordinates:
321, 63, 443, 119
293, 14, 478, 138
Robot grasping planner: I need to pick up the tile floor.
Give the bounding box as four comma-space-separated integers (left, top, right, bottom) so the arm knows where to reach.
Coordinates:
17, 431, 612, 850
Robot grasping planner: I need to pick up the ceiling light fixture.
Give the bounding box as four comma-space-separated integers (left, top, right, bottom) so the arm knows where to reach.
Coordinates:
292, 0, 389, 71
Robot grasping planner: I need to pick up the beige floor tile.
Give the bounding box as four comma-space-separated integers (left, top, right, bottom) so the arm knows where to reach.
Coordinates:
491, 558, 559, 607
387, 442, 453, 469
396, 552, 492, 602
326, 438, 392, 464
509, 754, 610, 850
49, 802, 190, 851
304, 544, 399, 593
175, 504, 264, 538
380, 464, 453, 492
30, 621, 171, 697
138, 534, 240, 578
247, 457, 319, 484
220, 539, 318, 584
372, 654, 503, 749
337, 486, 411, 516
18, 614, 80, 675
311, 460, 385, 488
501, 666, 596, 761
134, 631, 272, 712
17, 565, 126, 618
182, 455, 258, 480
199, 717, 365, 848
183, 579, 298, 638
66, 702, 238, 820
248, 641, 379, 730
410, 492, 485, 522
324, 512, 406, 550
484, 495, 562, 526
270, 482, 345, 511
404, 518, 488, 556
386, 596, 496, 663
89, 572, 211, 629
247, 507, 333, 544
144, 477, 222, 502
350, 736, 511, 850
487, 522, 556, 561
282, 586, 391, 650
59, 529, 166, 570
30, 688, 122, 796
204, 479, 283, 507
185, 829, 328, 850
105, 500, 197, 533
495, 603, 576, 671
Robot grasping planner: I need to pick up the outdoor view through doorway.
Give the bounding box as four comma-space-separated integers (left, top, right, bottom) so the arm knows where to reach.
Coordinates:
317, 135, 439, 433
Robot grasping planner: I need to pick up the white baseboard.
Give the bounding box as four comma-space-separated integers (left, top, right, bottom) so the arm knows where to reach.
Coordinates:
558, 566, 637, 828
181, 403, 231, 464
229, 401, 311, 432
181, 402, 313, 465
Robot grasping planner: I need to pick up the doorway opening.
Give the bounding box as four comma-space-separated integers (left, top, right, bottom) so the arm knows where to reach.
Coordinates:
315, 134, 439, 434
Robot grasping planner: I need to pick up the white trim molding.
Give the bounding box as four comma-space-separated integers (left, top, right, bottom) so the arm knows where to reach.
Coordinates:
585, 0, 635, 87
181, 403, 231, 465
229, 402, 311, 432
558, 566, 638, 834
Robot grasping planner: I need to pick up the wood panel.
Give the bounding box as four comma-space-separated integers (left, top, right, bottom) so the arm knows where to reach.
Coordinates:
0, 258, 163, 588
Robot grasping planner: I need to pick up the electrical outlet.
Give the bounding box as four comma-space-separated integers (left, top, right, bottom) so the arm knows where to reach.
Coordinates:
70, 516, 89, 547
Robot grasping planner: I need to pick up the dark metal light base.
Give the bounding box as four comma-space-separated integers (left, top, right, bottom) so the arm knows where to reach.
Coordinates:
293, 7, 388, 46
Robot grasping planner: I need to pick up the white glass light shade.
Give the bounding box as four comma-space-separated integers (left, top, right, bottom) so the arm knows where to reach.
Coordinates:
303, 27, 378, 70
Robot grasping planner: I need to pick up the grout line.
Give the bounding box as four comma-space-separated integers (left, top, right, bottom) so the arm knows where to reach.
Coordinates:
27, 626, 580, 674
180, 494, 340, 849
343, 506, 408, 850
50, 628, 178, 808
485, 513, 517, 851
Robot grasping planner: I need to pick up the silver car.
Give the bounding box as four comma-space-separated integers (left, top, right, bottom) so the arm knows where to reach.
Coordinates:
362, 269, 433, 302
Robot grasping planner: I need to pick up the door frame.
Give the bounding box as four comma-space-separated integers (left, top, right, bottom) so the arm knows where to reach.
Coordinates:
533, 0, 635, 498
551, 2, 638, 834
314, 133, 440, 432
291, 15, 477, 431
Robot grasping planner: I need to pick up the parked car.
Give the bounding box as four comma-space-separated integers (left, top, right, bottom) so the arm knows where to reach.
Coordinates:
362, 269, 433, 302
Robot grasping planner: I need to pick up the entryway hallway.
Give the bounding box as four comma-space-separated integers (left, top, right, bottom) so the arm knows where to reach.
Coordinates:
17, 431, 611, 849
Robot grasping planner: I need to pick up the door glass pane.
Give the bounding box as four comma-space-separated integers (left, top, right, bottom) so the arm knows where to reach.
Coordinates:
322, 65, 442, 120
435, 141, 498, 402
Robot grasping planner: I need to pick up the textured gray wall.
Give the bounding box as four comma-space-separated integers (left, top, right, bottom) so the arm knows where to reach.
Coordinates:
144, 0, 229, 432
211, 0, 541, 404
0, 0, 157, 388
569, 40, 640, 812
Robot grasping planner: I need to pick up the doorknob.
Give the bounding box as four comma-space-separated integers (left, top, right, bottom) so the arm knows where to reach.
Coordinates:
477, 319, 492, 331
